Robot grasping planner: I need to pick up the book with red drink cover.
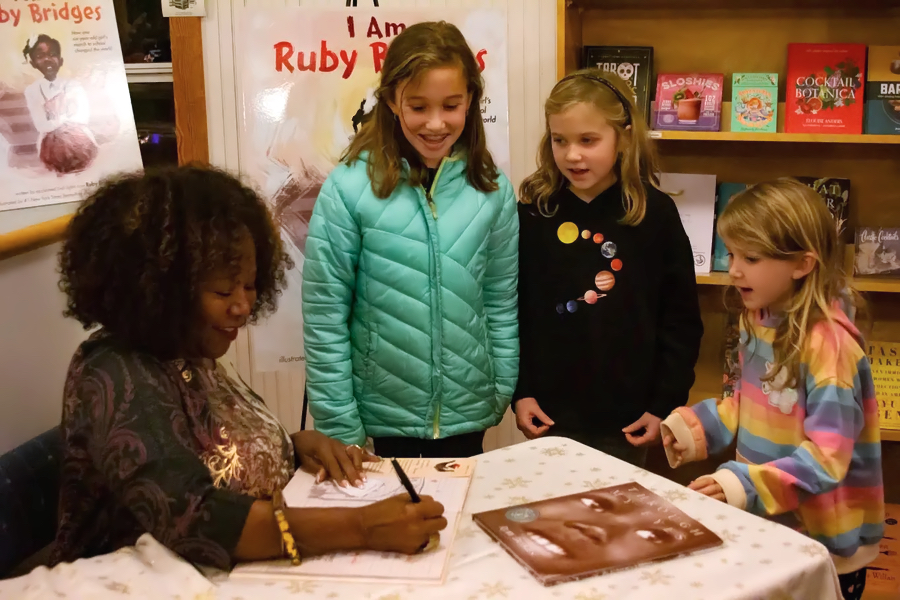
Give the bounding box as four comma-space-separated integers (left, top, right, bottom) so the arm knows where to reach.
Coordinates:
785, 43, 867, 134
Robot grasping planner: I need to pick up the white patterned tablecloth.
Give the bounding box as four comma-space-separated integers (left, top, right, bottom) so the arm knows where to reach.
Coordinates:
0, 437, 842, 600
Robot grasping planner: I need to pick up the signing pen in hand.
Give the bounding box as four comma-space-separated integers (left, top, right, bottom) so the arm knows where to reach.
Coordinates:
390, 458, 420, 503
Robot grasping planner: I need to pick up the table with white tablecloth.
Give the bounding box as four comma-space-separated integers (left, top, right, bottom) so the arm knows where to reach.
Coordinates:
0, 437, 843, 600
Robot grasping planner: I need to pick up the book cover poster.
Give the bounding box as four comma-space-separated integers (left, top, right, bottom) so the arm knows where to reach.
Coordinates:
0, 0, 142, 212
866, 341, 900, 431
582, 46, 653, 124
865, 46, 900, 135
855, 228, 900, 277
659, 172, 717, 274
785, 43, 866, 134
654, 73, 723, 132
731, 73, 777, 133
473, 483, 722, 587
237, 7, 511, 372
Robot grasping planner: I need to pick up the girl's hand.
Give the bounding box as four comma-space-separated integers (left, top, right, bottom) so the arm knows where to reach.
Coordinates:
514, 397, 555, 439
622, 412, 662, 446
662, 434, 688, 467
292, 430, 379, 488
358, 494, 448, 554
688, 475, 726, 502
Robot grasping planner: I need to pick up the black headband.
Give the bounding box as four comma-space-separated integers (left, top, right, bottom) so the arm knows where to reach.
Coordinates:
555, 74, 632, 127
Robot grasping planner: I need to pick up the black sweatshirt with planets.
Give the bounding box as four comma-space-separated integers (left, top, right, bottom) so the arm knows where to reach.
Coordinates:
513, 182, 704, 435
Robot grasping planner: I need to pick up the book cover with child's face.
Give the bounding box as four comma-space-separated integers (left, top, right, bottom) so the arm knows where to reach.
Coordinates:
474, 483, 722, 586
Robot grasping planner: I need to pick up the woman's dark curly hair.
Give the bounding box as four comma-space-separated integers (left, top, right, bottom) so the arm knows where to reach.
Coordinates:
59, 165, 293, 358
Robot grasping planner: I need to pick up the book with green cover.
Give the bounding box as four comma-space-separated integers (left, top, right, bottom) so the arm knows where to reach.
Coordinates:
732, 73, 778, 133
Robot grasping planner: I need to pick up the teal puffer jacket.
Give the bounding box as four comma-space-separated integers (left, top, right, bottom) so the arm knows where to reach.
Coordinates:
302, 151, 519, 446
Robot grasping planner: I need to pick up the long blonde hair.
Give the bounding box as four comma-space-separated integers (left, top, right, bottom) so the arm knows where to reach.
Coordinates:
341, 21, 498, 198
519, 69, 660, 224
718, 178, 858, 386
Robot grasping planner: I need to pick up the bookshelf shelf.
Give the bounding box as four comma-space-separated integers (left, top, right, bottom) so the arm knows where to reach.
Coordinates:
695, 273, 730, 286
883, 430, 900, 443
696, 274, 900, 294
651, 131, 900, 144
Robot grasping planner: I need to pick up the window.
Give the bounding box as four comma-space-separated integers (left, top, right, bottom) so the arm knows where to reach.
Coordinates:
115, 0, 171, 64
128, 82, 178, 167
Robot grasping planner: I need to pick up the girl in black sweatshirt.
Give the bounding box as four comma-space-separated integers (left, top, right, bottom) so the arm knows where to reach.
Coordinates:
514, 69, 703, 467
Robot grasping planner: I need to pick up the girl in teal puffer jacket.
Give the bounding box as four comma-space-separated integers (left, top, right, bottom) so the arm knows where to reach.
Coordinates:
302, 21, 519, 459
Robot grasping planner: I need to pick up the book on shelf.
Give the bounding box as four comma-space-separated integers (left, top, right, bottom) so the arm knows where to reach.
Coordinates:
855, 228, 900, 278
712, 182, 748, 272
654, 73, 723, 132
659, 172, 717, 274
731, 73, 778, 133
472, 482, 723, 587
864, 46, 900, 135
867, 504, 900, 599
785, 43, 867, 135
582, 46, 654, 125
866, 341, 900, 432
792, 176, 851, 243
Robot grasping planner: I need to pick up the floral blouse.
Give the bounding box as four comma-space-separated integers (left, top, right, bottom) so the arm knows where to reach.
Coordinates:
50, 333, 295, 570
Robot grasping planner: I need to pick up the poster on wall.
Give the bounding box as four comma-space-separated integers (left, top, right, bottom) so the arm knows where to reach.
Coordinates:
237, 6, 510, 373
0, 0, 143, 212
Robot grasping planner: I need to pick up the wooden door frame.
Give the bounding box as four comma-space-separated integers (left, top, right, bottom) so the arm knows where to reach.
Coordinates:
170, 17, 210, 165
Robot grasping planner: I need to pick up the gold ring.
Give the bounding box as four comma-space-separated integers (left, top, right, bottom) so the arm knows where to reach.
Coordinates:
420, 533, 440, 553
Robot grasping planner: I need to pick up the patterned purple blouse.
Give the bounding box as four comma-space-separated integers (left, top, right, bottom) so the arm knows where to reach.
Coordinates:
50, 333, 295, 569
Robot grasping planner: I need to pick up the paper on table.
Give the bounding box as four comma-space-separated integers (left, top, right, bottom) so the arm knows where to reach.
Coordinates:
230, 457, 475, 585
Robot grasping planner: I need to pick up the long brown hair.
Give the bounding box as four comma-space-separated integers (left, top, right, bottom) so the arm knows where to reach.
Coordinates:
519, 69, 660, 224
719, 178, 860, 387
341, 21, 498, 198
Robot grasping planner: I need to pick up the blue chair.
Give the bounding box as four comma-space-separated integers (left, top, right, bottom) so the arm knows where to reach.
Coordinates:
0, 427, 61, 578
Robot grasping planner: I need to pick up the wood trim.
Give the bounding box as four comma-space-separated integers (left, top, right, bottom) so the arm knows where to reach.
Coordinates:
556, 0, 566, 80
0, 215, 72, 261
170, 17, 210, 165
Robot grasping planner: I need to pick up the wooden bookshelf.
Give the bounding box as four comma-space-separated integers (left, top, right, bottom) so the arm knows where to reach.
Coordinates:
558, 0, 900, 503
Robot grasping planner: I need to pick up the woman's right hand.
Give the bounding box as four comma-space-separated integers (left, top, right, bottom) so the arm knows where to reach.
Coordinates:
514, 397, 554, 439
357, 494, 447, 554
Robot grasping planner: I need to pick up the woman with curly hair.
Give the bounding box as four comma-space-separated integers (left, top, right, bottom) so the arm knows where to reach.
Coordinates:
52, 166, 447, 570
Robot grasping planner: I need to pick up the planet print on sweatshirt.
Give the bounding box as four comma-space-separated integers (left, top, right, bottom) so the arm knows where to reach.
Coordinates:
555, 221, 624, 314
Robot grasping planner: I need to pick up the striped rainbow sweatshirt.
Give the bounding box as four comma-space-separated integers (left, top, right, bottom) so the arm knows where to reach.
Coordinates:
661, 308, 884, 573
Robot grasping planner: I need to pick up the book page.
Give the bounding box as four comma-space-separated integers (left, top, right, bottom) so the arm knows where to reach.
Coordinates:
231, 458, 474, 584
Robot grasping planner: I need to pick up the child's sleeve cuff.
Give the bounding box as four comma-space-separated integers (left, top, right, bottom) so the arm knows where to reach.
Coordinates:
710, 468, 747, 511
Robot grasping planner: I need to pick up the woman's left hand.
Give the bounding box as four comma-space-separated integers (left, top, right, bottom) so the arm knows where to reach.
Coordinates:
292, 430, 380, 488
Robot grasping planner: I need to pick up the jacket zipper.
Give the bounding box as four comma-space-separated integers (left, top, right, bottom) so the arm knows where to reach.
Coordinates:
422, 159, 446, 438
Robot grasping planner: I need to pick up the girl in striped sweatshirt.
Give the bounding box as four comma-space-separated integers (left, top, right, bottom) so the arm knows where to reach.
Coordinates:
661, 178, 884, 600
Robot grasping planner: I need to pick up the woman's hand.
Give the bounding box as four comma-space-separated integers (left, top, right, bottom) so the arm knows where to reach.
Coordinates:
292, 430, 379, 488
622, 412, 662, 446
514, 397, 555, 439
358, 495, 448, 554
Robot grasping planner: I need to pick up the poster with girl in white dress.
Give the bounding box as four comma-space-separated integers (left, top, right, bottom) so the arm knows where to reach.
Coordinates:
237, 6, 510, 372
0, 0, 142, 211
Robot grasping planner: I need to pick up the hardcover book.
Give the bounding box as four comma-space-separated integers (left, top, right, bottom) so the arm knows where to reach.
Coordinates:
712, 183, 748, 272
654, 73, 724, 132
583, 46, 654, 124
864, 46, 900, 135
785, 43, 867, 134
793, 176, 851, 242
473, 483, 723, 587
855, 228, 900, 277
866, 341, 900, 431
731, 73, 778, 133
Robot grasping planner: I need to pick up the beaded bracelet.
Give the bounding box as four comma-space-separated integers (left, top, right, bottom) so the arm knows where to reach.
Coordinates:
273, 489, 301, 566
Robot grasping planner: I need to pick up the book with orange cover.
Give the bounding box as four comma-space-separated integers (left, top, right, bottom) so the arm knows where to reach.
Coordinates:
473, 482, 723, 586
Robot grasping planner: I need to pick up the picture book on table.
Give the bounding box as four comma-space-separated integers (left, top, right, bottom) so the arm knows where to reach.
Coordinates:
792, 176, 851, 242
654, 73, 723, 132
785, 43, 867, 134
231, 457, 475, 584
473, 482, 723, 587
583, 46, 654, 124
865, 340, 900, 432
855, 228, 900, 278
659, 172, 717, 274
712, 182, 748, 272
865, 46, 900, 135
731, 73, 778, 133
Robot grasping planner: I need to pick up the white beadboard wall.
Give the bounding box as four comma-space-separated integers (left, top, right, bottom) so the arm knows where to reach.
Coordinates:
202, 0, 556, 450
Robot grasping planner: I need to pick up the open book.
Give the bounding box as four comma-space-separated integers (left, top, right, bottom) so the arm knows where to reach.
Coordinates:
473, 482, 722, 586
231, 457, 474, 584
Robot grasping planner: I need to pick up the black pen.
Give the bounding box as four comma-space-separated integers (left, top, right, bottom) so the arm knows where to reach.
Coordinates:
390, 458, 420, 503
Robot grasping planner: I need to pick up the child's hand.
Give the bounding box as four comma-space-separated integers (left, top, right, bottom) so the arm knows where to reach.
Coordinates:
662, 433, 688, 467
688, 475, 725, 502
515, 398, 554, 439
622, 412, 662, 447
